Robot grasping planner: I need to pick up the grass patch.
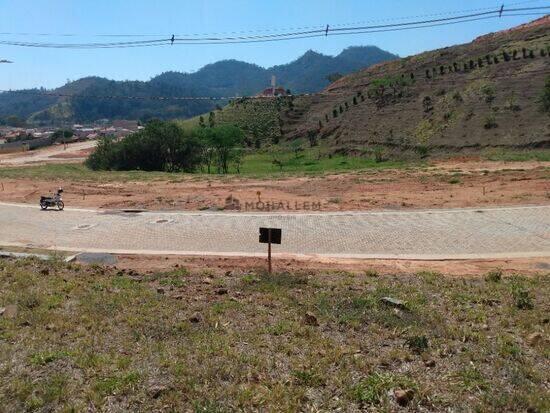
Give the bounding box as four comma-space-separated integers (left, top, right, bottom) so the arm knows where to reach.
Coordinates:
0, 259, 548, 411
0, 148, 411, 182
482, 148, 550, 162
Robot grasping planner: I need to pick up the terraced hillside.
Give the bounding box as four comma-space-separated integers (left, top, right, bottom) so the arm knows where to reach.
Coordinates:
208, 17, 549, 155
281, 17, 550, 155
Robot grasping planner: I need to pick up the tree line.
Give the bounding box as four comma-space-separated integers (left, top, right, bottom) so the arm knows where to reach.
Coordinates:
85, 120, 244, 173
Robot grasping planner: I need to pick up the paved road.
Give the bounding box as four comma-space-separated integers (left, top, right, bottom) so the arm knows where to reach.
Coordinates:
0, 202, 549, 259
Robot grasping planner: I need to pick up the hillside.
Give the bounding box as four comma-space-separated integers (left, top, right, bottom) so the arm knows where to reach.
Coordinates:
0, 46, 397, 125
277, 16, 550, 153
216, 17, 549, 154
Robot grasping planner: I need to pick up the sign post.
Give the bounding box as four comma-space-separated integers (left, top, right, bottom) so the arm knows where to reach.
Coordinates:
259, 227, 282, 274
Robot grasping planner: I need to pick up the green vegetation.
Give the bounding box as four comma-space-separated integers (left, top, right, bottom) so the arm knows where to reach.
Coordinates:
481, 148, 550, 162
86, 121, 243, 173
0, 146, 408, 181
0, 258, 548, 411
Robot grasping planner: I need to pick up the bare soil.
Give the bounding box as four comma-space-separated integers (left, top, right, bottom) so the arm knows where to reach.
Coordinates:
114, 254, 550, 277
0, 158, 547, 211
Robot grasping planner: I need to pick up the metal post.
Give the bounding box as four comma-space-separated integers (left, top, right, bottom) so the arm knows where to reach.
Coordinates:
268, 229, 272, 274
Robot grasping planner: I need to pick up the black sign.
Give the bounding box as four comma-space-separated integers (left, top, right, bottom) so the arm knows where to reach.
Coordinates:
259, 227, 282, 244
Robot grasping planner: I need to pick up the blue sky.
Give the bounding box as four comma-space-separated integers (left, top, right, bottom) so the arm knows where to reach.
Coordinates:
0, 0, 547, 89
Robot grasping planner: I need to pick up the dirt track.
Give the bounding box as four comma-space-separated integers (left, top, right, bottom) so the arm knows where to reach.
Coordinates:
0, 140, 96, 166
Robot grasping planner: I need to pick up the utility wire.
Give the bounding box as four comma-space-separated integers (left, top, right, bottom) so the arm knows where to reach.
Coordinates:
0, 1, 545, 38
0, 7, 547, 48
0, 2, 540, 38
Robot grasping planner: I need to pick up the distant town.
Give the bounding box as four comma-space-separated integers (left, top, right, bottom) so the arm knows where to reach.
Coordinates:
0, 120, 140, 153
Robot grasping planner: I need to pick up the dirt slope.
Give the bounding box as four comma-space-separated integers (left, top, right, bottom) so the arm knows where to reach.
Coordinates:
278, 17, 550, 154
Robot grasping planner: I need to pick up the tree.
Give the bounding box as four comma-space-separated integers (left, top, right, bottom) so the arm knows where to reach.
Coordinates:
52, 129, 74, 143
5, 115, 25, 127
290, 140, 303, 159
199, 115, 206, 128
208, 111, 216, 128
85, 121, 204, 172
198, 124, 244, 174
307, 130, 318, 147
539, 76, 550, 113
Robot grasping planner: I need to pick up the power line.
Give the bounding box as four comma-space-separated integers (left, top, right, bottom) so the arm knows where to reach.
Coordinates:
0, 7, 547, 48
0, 2, 542, 38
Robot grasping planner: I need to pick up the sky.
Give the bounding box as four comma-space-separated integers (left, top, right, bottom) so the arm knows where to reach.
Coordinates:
0, 0, 547, 90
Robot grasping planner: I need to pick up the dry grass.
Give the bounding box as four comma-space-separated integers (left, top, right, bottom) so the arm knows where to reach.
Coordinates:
0, 258, 548, 412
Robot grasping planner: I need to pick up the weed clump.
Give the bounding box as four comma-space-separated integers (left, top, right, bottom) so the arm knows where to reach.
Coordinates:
485, 268, 503, 282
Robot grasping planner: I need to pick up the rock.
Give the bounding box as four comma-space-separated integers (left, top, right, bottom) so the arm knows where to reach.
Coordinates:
225, 271, 232, 277
189, 312, 202, 323
526, 407, 539, 413
380, 297, 408, 310
40, 268, 49, 275
1, 304, 17, 319
304, 312, 319, 326
424, 359, 436, 367
172, 294, 184, 300
527, 332, 543, 346
156, 287, 165, 295
147, 385, 168, 399
394, 389, 414, 406
203, 278, 213, 285
216, 288, 228, 295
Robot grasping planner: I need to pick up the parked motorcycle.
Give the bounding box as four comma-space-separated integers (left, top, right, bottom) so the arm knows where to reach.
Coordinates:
40, 188, 64, 211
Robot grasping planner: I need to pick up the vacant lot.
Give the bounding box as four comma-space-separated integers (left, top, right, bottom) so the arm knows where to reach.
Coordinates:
0, 258, 548, 412
0, 156, 547, 211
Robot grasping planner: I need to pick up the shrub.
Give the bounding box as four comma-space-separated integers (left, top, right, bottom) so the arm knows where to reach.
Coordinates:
373, 146, 386, 163
485, 268, 503, 282
405, 335, 429, 353
86, 121, 244, 174
484, 115, 498, 129
539, 76, 550, 113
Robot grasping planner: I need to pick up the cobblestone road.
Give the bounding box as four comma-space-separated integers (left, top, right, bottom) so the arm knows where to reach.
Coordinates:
0, 203, 549, 259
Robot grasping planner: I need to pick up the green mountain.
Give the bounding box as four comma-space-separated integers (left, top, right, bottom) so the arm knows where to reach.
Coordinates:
0, 46, 397, 124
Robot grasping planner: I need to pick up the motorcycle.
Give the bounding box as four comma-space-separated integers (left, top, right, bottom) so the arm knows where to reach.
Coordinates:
40, 188, 64, 211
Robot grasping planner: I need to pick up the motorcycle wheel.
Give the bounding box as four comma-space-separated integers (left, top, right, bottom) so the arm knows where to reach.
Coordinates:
40, 201, 48, 210
57, 201, 64, 211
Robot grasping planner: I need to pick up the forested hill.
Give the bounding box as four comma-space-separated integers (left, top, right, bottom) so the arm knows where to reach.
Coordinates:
0, 46, 397, 125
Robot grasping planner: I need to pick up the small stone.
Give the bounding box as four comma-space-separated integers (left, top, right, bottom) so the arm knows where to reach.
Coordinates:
216, 288, 228, 295
203, 278, 213, 285
189, 312, 202, 323
2, 304, 17, 319
380, 297, 408, 310
526, 406, 539, 413
172, 294, 184, 300
424, 359, 436, 368
40, 268, 49, 275
225, 271, 232, 277
304, 312, 319, 326
394, 389, 414, 406
45, 323, 55, 331
527, 332, 543, 346
156, 287, 165, 295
